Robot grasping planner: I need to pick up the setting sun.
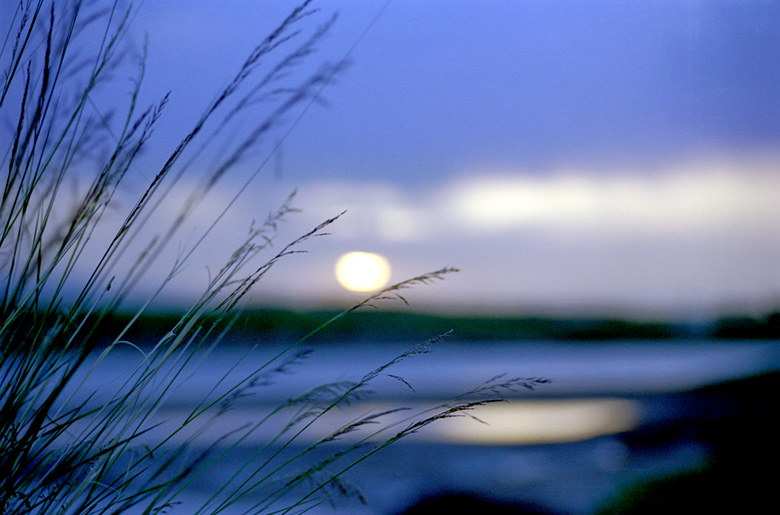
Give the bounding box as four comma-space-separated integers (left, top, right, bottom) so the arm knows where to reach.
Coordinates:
335, 252, 392, 292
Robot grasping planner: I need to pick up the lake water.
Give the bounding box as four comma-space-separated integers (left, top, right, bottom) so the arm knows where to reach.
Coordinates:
63, 339, 780, 514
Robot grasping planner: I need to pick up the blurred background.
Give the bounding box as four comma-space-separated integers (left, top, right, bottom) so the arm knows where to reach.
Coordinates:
92, 0, 779, 319
20, 0, 780, 514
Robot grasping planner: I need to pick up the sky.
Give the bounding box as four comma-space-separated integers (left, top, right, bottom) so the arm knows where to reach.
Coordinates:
31, 0, 780, 317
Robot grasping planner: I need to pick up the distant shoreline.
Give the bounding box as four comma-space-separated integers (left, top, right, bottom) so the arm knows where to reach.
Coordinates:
101, 308, 780, 347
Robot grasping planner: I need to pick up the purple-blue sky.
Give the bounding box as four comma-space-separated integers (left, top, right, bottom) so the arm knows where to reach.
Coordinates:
129, 0, 780, 176
60, 1, 780, 316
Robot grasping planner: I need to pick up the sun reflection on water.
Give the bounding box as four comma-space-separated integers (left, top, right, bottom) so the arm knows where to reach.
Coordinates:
431, 398, 641, 445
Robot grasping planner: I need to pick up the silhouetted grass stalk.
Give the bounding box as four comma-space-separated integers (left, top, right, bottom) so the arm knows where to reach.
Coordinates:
1, 2, 546, 514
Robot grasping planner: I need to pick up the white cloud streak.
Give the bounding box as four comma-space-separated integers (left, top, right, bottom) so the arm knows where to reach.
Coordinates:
297, 156, 780, 240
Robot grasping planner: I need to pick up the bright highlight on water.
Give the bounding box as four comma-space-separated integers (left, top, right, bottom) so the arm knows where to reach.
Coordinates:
335, 251, 392, 291
434, 398, 641, 445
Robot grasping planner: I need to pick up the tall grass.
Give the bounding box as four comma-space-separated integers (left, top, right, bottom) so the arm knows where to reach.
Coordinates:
1, 2, 546, 514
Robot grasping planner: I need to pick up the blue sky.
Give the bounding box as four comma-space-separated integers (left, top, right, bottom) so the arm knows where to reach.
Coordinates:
72, 0, 780, 316
128, 0, 780, 177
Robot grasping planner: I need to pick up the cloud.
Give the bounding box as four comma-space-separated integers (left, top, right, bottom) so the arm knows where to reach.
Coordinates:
294, 181, 431, 242
297, 155, 780, 241
442, 161, 780, 237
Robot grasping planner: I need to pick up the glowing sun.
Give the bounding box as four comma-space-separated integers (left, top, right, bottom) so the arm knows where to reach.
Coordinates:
335, 252, 392, 292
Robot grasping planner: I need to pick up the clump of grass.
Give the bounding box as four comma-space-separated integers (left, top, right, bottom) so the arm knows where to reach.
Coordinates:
0, 2, 545, 514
